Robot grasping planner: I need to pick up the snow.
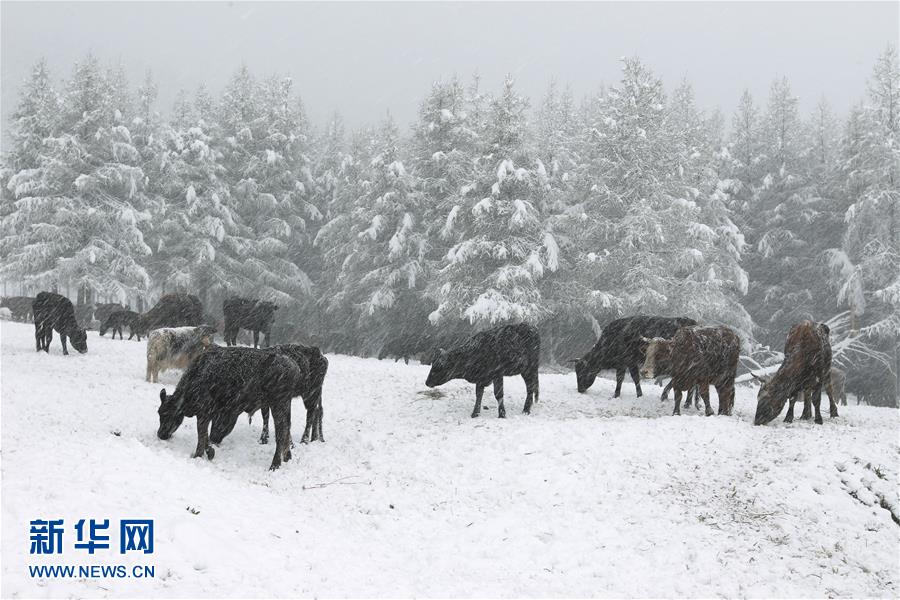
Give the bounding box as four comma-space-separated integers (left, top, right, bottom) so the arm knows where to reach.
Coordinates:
2, 319, 898, 598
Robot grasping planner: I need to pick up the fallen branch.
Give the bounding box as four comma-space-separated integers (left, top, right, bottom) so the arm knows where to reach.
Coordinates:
302, 475, 371, 490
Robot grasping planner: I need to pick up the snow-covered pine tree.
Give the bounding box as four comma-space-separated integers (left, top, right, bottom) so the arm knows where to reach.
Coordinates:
831, 46, 900, 402
742, 76, 818, 346
148, 84, 240, 308
217, 67, 314, 304
428, 77, 557, 328
3, 54, 152, 302
335, 115, 429, 348
0, 59, 61, 296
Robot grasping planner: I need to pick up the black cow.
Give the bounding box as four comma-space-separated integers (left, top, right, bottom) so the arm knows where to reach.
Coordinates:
223, 297, 279, 348
425, 323, 540, 418
157, 344, 328, 470
32, 292, 88, 355
2, 296, 35, 321
94, 303, 126, 328
574, 316, 697, 397
640, 326, 740, 416
99, 310, 142, 340
136, 294, 203, 335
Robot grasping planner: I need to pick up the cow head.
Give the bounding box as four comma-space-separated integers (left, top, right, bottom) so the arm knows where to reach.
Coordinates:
574, 357, 597, 393
752, 372, 786, 425
639, 336, 670, 379
98, 318, 110, 337
70, 327, 88, 353
259, 301, 279, 323
425, 348, 454, 388
157, 388, 185, 440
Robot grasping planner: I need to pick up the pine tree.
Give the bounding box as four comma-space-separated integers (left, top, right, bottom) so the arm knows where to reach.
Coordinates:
832, 46, 900, 401
216, 67, 314, 303
428, 77, 557, 327
3, 55, 152, 302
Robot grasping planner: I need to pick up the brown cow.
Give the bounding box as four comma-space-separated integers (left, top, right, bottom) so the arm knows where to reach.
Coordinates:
753, 321, 833, 425
640, 326, 740, 416
754, 364, 843, 423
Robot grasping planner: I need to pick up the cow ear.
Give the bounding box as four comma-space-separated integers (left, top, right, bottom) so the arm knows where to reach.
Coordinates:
159, 389, 167, 405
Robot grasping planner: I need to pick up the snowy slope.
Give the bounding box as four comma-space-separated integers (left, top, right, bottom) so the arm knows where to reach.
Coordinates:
1, 320, 897, 598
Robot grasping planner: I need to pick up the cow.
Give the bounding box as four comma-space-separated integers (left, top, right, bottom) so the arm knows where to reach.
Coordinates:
93, 302, 126, 328
223, 297, 279, 348
786, 366, 847, 417
378, 335, 426, 364
32, 292, 88, 355
640, 325, 740, 416
136, 294, 203, 335
425, 323, 540, 418
574, 316, 698, 397
753, 321, 834, 425
157, 344, 328, 470
99, 310, 142, 340
1, 296, 35, 322
145, 325, 216, 383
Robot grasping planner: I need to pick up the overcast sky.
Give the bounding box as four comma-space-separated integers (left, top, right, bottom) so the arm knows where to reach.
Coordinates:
1, 1, 897, 146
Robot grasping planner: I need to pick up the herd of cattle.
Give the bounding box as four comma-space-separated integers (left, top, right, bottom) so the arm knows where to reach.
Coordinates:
3, 292, 848, 470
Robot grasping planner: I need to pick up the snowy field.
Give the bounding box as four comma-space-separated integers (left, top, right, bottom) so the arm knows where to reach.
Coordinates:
1, 319, 898, 598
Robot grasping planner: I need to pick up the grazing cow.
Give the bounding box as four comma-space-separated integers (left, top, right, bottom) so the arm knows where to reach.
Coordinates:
223, 297, 279, 348
640, 326, 740, 416
32, 292, 88, 355
575, 316, 698, 397
157, 344, 328, 470
1, 296, 35, 322
94, 303, 126, 328
753, 321, 834, 425
378, 335, 425, 364
787, 366, 847, 417
136, 294, 203, 335
99, 310, 142, 340
425, 323, 540, 418
145, 325, 216, 383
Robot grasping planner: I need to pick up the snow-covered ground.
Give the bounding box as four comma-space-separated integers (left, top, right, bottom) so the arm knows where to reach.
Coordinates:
1, 319, 898, 598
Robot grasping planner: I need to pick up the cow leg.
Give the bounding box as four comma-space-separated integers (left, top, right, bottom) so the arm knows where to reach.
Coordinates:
800, 392, 812, 420
60, 333, 68, 355
812, 385, 824, 425
263, 330, 270, 348
252, 330, 260, 349
472, 384, 484, 418
660, 380, 672, 402
260, 406, 270, 444
785, 394, 797, 423
192, 416, 213, 459
314, 405, 324, 442
629, 366, 642, 397
672, 389, 683, 416
43, 327, 52, 352
613, 369, 625, 398
715, 384, 732, 416
34, 323, 41, 352
269, 404, 292, 471
685, 385, 694, 409
824, 374, 839, 418
493, 377, 506, 418
210, 412, 240, 445
693, 385, 710, 416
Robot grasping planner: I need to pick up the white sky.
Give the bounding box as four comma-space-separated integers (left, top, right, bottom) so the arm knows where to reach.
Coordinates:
1, 1, 897, 146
